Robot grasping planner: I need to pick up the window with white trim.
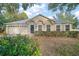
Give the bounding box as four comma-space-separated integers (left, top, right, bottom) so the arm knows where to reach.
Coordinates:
38, 25, 42, 31
46, 25, 50, 32
56, 25, 60, 31
65, 25, 70, 31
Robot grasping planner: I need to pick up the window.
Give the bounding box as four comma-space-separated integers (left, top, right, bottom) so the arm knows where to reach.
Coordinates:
38, 25, 42, 31
56, 25, 60, 31
65, 25, 70, 31
35, 25, 37, 29
30, 25, 34, 33
46, 25, 50, 32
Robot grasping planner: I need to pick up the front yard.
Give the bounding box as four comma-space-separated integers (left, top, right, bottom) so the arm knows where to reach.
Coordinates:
0, 31, 79, 56
33, 36, 79, 56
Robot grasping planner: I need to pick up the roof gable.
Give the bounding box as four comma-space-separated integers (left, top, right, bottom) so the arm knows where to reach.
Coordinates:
30, 14, 55, 22
26, 14, 56, 24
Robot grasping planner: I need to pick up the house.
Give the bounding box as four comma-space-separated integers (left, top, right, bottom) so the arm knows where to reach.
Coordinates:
5, 14, 73, 35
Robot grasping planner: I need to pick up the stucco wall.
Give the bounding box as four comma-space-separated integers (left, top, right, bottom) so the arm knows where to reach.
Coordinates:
54, 24, 72, 31
5, 15, 73, 35
6, 23, 73, 35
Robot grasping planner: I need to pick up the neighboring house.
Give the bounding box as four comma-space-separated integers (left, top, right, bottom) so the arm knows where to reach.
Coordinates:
5, 14, 73, 35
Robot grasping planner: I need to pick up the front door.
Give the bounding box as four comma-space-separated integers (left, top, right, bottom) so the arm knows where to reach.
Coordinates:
30, 25, 34, 33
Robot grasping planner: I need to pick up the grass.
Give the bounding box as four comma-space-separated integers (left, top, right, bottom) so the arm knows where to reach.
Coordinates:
56, 44, 79, 56
33, 36, 79, 56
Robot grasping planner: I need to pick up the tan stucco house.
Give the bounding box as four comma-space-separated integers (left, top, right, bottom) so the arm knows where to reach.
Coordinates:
5, 14, 73, 35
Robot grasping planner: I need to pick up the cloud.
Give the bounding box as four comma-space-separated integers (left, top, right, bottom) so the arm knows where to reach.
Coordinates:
18, 4, 24, 13
19, 4, 55, 19
26, 4, 50, 18
24, 11, 32, 16
48, 16, 54, 19
74, 11, 79, 17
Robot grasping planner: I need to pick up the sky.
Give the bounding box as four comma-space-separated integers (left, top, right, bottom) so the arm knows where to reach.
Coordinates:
19, 3, 79, 19
19, 3, 60, 19
72, 5, 79, 18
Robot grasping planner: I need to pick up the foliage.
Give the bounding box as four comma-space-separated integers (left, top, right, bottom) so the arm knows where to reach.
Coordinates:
22, 3, 35, 10
0, 35, 40, 56
34, 31, 79, 38
0, 3, 33, 13
56, 12, 78, 28
55, 43, 79, 56
0, 15, 6, 32
3, 12, 28, 23
17, 12, 28, 20
48, 3, 79, 29
0, 3, 36, 23
48, 3, 79, 12
0, 3, 30, 33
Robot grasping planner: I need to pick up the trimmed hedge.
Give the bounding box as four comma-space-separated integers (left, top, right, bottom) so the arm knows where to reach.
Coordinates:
34, 31, 79, 38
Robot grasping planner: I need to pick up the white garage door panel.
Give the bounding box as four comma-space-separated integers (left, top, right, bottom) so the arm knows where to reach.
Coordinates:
6, 27, 28, 35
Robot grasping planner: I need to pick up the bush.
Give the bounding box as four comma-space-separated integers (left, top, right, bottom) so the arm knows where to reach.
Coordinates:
67, 31, 78, 38
34, 31, 79, 38
55, 43, 79, 56
0, 35, 40, 56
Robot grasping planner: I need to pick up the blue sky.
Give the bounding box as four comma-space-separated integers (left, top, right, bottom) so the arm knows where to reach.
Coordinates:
19, 3, 79, 19
71, 5, 79, 18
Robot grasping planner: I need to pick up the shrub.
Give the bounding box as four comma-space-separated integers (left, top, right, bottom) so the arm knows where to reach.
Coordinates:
34, 31, 79, 38
55, 43, 79, 56
67, 31, 78, 38
0, 35, 40, 56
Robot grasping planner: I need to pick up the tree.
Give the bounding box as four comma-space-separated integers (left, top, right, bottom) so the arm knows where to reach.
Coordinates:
18, 12, 28, 20
0, 3, 35, 33
48, 3, 79, 29
0, 3, 32, 13
13, 12, 28, 20
48, 3, 79, 12
0, 3, 37, 22
56, 11, 78, 28
0, 15, 6, 32
3, 11, 28, 23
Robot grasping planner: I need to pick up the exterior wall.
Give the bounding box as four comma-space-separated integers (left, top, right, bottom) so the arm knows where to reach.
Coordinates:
54, 24, 64, 31
5, 24, 29, 35
5, 15, 74, 35
61, 24, 65, 31
71, 29, 79, 31
6, 23, 73, 35
37, 24, 56, 31
51, 24, 56, 31
27, 16, 55, 32
32, 16, 55, 24
30, 24, 56, 32
54, 24, 73, 31
64, 24, 72, 31
27, 22, 48, 32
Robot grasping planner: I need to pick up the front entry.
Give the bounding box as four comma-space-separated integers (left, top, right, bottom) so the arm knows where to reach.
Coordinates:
30, 25, 34, 33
